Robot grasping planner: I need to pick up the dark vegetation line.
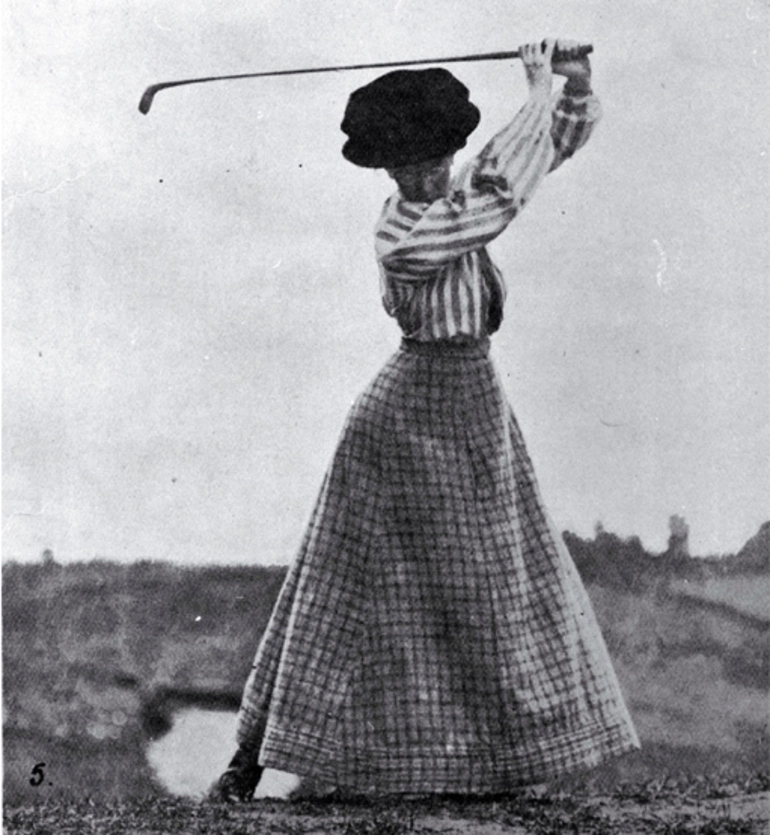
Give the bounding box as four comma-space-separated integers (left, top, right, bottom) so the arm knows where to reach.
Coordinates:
6, 519, 769, 582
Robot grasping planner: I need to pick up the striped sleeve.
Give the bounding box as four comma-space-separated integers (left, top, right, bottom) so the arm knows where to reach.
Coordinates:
376, 96, 555, 278
549, 89, 602, 172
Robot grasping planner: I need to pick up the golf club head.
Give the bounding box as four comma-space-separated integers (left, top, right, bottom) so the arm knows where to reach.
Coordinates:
139, 86, 159, 114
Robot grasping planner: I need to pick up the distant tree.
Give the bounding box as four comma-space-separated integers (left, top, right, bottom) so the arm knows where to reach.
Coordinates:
563, 529, 653, 593
727, 521, 770, 574
41, 548, 56, 565
666, 515, 690, 560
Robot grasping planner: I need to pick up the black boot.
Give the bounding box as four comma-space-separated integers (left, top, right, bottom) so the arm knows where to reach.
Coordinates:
213, 746, 264, 803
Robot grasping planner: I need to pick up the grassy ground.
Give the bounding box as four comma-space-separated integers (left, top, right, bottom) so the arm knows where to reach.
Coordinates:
3, 561, 286, 805
4, 779, 769, 834
3, 556, 768, 829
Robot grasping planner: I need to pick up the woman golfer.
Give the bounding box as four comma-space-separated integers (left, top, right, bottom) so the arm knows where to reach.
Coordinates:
217, 38, 639, 800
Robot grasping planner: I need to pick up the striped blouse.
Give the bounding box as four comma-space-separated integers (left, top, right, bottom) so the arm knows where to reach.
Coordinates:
374, 88, 602, 341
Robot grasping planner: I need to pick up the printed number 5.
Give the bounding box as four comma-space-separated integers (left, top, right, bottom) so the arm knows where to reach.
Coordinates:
30, 762, 46, 786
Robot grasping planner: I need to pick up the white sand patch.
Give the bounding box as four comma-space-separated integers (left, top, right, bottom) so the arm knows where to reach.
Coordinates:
146, 707, 300, 799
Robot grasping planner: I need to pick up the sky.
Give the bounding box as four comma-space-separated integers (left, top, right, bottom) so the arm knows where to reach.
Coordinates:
3, 0, 768, 564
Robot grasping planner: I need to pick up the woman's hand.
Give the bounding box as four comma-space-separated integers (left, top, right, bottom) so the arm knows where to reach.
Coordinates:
551, 38, 592, 87
520, 40, 555, 100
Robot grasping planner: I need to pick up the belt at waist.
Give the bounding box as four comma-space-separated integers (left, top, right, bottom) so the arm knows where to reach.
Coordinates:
400, 336, 490, 359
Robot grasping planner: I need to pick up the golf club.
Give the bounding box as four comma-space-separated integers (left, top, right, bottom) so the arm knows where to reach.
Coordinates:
138, 44, 592, 114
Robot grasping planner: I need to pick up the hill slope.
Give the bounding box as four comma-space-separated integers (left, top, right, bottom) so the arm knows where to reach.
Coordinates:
3, 527, 768, 805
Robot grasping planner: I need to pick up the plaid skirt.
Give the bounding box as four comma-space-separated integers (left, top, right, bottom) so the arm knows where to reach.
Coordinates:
236, 338, 639, 794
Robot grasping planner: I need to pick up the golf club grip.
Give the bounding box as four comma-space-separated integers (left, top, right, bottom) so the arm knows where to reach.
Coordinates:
550, 43, 593, 61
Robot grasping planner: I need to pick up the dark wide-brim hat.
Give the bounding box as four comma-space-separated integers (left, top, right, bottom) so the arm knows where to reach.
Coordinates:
341, 68, 480, 169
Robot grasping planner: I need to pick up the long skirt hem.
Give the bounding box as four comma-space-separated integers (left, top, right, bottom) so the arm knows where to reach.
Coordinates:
257, 718, 636, 794
236, 338, 639, 794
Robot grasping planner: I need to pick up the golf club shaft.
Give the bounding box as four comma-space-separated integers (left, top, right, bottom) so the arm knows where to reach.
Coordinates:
139, 44, 592, 114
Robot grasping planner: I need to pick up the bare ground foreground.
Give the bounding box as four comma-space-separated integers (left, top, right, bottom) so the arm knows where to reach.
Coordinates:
4, 786, 770, 834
